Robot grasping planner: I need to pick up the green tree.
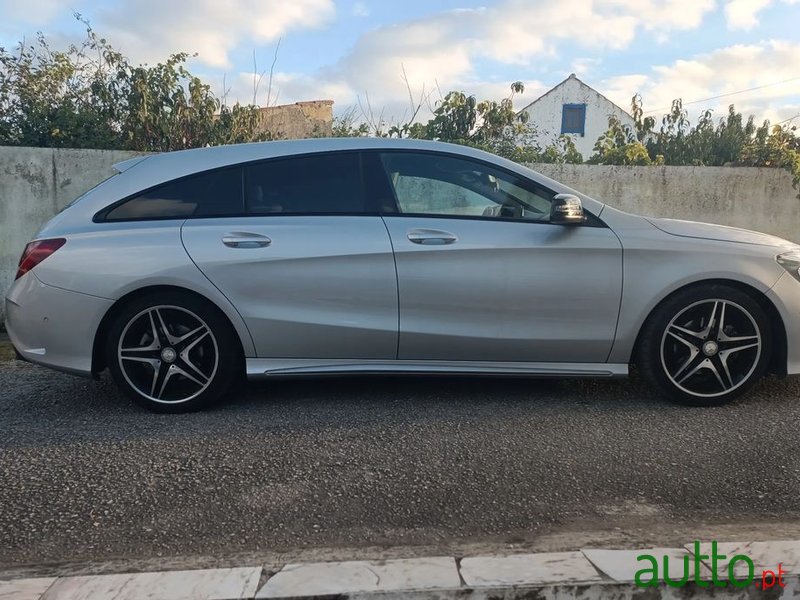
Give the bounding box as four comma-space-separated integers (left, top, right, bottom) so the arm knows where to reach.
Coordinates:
0, 29, 123, 147
630, 93, 655, 143
589, 115, 653, 165
427, 90, 476, 141
648, 99, 692, 164
741, 123, 800, 189
408, 81, 577, 163
330, 107, 369, 137
710, 106, 757, 165
538, 135, 583, 164
590, 95, 799, 194
0, 17, 272, 151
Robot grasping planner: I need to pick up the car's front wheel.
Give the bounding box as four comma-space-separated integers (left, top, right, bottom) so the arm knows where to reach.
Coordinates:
637, 284, 771, 406
106, 291, 241, 412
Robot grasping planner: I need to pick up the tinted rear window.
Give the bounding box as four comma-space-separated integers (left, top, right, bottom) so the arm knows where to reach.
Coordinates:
104, 168, 243, 221
245, 152, 366, 215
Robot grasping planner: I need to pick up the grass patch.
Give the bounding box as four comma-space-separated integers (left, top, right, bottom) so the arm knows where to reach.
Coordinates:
0, 341, 17, 361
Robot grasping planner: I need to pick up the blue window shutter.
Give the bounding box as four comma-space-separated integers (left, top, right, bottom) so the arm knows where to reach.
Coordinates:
561, 104, 587, 135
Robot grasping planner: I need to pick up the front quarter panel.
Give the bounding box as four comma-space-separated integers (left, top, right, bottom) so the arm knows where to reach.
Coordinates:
767, 273, 800, 374
30, 221, 257, 356
604, 208, 788, 364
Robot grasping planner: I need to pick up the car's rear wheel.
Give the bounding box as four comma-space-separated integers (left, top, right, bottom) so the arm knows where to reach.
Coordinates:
637, 284, 771, 406
106, 291, 241, 412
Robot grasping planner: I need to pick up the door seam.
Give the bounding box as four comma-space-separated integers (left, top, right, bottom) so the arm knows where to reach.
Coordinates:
380, 216, 402, 360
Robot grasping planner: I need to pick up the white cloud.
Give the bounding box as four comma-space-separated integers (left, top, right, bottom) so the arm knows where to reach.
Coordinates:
474, 0, 717, 65
725, 0, 773, 29
3, 0, 744, 127
572, 57, 603, 77
0, 0, 62, 24
601, 74, 651, 111
601, 41, 800, 123
620, 0, 716, 31
76, 0, 710, 92
96, 0, 335, 68
271, 0, 718, 120
724, 0, 800, 30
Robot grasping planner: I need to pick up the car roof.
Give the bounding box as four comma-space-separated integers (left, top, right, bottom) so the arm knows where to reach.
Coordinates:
113, 138, 516, 178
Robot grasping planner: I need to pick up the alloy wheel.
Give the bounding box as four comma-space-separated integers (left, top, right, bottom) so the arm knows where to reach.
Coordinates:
117, 305, 219, 404
660, 299, 761, 398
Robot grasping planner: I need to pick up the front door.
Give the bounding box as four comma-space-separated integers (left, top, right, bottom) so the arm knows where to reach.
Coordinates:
375, 150, 623, 363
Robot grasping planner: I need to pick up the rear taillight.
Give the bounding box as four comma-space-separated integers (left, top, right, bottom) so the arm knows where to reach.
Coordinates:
15, 238, 66, 280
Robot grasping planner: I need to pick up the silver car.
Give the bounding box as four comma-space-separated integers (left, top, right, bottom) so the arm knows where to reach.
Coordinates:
6, 138, 800, 412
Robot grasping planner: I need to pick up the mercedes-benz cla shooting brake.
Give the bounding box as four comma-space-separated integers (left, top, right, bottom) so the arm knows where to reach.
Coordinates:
6, 138, 800, 412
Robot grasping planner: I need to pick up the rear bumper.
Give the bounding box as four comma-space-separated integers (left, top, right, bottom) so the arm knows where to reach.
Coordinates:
767, 272, 800, 375
5, 273, 113, 377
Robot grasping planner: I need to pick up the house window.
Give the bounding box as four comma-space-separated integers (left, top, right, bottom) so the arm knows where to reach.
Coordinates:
561, 104, 587, 136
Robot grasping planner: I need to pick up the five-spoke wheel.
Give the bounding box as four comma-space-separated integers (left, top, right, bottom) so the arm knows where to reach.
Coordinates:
118, 306, 219, 403
638, 285, 771, 406
107, 291, 241, 412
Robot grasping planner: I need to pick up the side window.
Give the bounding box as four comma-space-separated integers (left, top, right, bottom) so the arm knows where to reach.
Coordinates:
245, 152, 366, 215
379, 152, 554, 221
104, 168, 242, 221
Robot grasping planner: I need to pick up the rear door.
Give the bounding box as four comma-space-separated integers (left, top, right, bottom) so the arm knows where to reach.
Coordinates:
181, 152, 398, 359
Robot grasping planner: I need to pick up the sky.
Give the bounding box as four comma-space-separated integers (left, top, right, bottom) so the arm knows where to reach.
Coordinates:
1, 0, 799, 128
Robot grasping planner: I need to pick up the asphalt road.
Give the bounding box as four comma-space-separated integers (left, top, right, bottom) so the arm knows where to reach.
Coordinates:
2, 356, 800, 577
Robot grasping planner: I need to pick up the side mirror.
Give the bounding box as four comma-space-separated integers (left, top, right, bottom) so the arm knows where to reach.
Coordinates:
550, 194, 586, 225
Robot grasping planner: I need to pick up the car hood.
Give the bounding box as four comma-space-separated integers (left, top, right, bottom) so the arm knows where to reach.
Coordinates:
646, 217, 796, 248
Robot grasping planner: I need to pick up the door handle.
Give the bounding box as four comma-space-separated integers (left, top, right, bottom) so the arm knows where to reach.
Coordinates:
406, 229, 458, 245
222, 232, 272, 248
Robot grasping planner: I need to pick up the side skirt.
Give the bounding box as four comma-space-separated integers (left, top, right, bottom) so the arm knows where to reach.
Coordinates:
245, 359, 629, 379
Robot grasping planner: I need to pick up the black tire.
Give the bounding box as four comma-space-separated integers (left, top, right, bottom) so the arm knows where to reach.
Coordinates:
636, 284, 771, 406
106, 290, 242, 412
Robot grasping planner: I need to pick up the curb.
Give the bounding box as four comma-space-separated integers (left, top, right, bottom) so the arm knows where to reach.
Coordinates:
2, 541, 799, 599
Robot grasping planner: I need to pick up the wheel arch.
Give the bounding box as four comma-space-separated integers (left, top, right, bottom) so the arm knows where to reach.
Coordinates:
630, 278, 787, 376
92, 285, 247, 375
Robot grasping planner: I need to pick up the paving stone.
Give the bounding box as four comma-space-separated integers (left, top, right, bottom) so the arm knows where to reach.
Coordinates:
688, 540, 800, 583
459, 551, 602, 587
256, 557, 459, 598
0, 578, 57, 600
41, 567, 261, 600
582, 547, 711, 584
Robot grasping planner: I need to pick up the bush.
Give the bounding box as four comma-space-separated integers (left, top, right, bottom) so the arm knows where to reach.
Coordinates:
0, 16, 271, 151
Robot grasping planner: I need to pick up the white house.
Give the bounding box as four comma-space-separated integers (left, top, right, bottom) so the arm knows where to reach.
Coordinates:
516, 74, 636, 160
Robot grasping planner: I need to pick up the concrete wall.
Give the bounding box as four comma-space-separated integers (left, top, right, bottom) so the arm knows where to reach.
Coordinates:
528, 162, 800, 243
256, 100, 334, 139
0, 146, 142, 324
1, 145, 798, 325
518, 74, 636, 160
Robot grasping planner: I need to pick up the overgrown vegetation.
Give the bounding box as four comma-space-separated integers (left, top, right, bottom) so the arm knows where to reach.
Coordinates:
0, 18, 271, 150
588, 94, 800, 189
1, 20, 798, 188
332, 81, 583, 164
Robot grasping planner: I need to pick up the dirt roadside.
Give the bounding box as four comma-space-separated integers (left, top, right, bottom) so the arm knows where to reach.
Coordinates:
2, 519, 800, 580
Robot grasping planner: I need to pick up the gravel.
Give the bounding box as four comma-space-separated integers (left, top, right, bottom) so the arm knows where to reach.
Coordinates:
1, 359, 800, 574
